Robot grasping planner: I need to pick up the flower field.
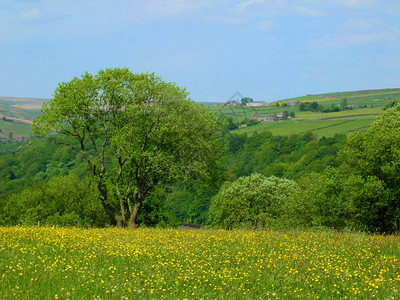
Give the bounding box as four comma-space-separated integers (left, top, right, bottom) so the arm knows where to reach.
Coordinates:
1, 227, 400, 299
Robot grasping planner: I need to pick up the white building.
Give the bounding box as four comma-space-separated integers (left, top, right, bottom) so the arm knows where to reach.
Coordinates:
246, 101, 268, 107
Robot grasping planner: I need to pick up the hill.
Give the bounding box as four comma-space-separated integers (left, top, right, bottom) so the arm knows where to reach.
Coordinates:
0, 97, 47, 141
213, 88, 400, 138
276, 88, 400, 104
1, 88, 399, 141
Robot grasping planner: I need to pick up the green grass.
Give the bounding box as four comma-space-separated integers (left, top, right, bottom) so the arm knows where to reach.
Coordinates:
0, 102, 41, 121
0, 119, 32, 140
1, 226, 400, 299
229, 107, 380, 137
276, 88, 400, 104
0, 98, 40, 140
233, 119, 373, 137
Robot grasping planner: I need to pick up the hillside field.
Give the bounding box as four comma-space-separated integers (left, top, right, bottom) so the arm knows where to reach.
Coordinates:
1, 89, 399, 140
1, 226, 399, 299
0, 97, 45, 141
213, 88, 400, 137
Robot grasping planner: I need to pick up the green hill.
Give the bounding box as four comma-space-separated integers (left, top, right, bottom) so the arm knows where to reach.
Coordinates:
0, 97, 47, 141
1, 88, 399, 141
213, 88, 400, 138
276, 88, 400, 104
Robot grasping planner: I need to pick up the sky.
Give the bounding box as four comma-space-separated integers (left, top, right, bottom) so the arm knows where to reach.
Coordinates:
1, 0, 399, 102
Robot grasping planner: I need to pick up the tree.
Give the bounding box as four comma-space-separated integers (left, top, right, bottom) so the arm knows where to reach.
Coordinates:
241, 97, 253, 106
208, 174, 299, 229
342, 105, 400, 232
340, 98, 348, 110
32, 68, 223, 228
2, 174, 108, 227
282, 168, 353, 230
383, 99, 398, 110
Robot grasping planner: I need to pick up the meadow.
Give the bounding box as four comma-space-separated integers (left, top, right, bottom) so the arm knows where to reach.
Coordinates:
211, 88, 400, 138
1, 226, 400, 299
217, 105, 382, 137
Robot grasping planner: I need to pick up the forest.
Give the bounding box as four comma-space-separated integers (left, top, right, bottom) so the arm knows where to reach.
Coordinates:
1, 69, 400, 233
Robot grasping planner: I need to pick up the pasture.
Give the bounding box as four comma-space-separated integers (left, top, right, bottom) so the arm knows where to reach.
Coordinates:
217, 105, 383, 138
212, 88, 400, 138
1, 226, 399, 299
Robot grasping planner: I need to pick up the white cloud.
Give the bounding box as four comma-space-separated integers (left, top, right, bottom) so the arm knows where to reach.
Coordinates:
235, 0, 266, 11
340, 17, 383, 32
123, 0, 214, 22
330, 0, 375, 7
18, 8, 41, 20
310, 30, 400, 49
0, 0, 217, 40
293, 6, 323, 17
341, 32, 388, 44
212, 16, 247, 24
254, 20, 273, 31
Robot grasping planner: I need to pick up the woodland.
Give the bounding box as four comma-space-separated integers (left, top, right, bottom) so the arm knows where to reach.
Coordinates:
1, 69, 400, 233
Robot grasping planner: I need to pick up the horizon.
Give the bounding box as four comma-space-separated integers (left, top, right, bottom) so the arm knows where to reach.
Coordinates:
1, 1, 399, 102
2, 86, 400, 104
0, 87, 400, 103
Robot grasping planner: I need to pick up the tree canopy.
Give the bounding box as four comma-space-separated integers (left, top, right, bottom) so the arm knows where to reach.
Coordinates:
208, 173, 298, 229
241, 97, 253, 106
32, 68, 223, 228
343, 105, 400, 231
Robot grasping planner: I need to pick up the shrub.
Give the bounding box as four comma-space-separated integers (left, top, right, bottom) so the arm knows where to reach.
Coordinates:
208, 174, 298, 229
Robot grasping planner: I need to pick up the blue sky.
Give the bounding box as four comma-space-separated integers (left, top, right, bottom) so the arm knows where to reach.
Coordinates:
1, 0, 399, 102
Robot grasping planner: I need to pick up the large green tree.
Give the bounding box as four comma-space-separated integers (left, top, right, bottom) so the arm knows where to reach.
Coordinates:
343, 105, 400, 231
32, 68, 222, 228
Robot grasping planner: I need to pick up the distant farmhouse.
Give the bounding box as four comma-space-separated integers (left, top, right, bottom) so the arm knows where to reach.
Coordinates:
246, 101, 268, 107
251, 111, 289, 122
347, 102, 359, 109
224, 100, 241, 106
251, 114, 277, 122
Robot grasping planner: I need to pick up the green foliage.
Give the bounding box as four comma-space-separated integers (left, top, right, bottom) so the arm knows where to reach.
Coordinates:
383, 99, 399, 110
300, 101, 340, 113
342, 105, 400, 231
224, 132, 346, 180
340, 98, 348, 110
32, 68, 223, 228
162, 181, 220, 226
241, 97, 253, 106
208, 174, 299, 229
344, 175, 391, 232
282, 168, 353, 230
1, 174, 109, 227
282, 167, 390, 232
0, 139, 89, 201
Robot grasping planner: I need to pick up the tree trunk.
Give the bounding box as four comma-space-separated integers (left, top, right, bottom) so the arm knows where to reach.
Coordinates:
127, 200, 141, 229
97, 180, 123, 227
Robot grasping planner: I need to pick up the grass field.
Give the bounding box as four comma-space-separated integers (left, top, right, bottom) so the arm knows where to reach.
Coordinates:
0, 119, 32, 140
211, 88, 400, 138
214, 104, 384, 137
0, 97, 44, 140
1, 226, 400, 299
276, 88, 400, 105
228, 107, 381, 137
233, 119, 375, 137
